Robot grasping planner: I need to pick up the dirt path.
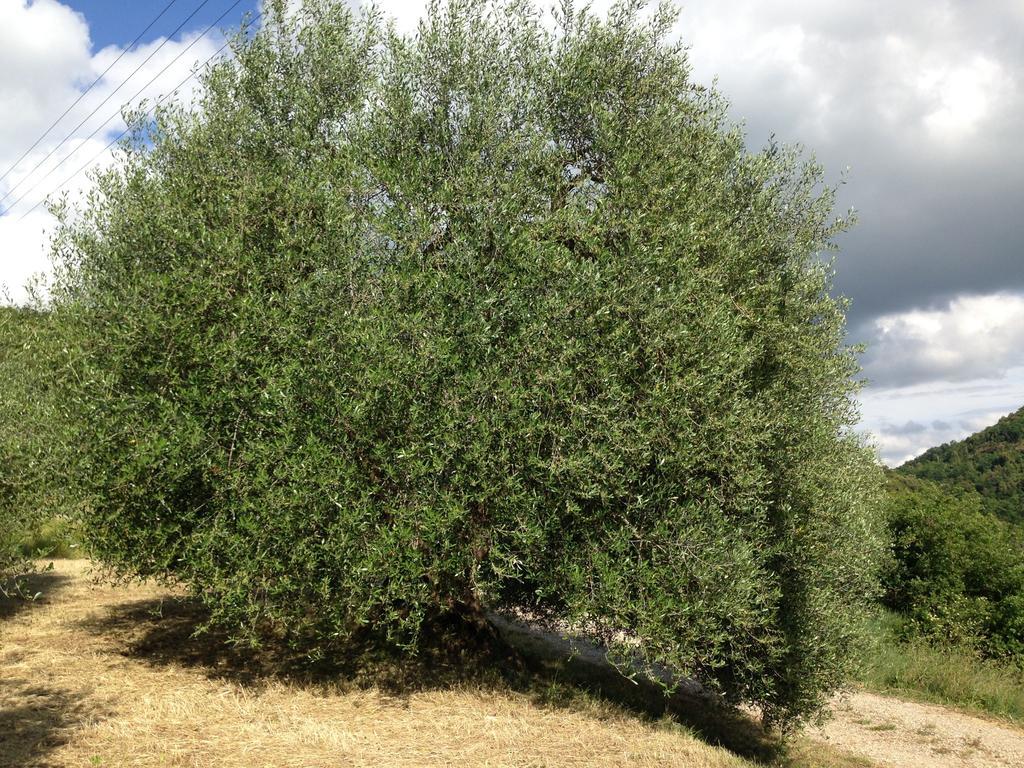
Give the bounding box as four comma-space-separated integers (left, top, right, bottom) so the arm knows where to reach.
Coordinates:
812, 691, 1024, 768
3, 559, 1024, 768
494, 612, 1024, 768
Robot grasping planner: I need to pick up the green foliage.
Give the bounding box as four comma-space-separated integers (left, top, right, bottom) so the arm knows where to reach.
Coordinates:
898, 406, 1024, 525
0, 306, 75, 590
882, 474, 1024, 659
0, 308, 33, 589
47, 0, 881, 726
17, 516, 85, 560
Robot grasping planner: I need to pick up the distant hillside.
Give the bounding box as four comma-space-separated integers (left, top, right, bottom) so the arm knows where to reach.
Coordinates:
897, 406, 1024, 525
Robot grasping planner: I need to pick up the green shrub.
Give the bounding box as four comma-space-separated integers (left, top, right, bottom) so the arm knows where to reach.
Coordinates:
1, 307, 42, 586
17, 516, 85, 560
48, 0, 882, 726
0, 305, 75, 590
882, 474, 1024, 659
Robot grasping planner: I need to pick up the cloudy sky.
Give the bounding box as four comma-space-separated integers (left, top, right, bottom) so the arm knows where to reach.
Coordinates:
1, 0, 1021, 465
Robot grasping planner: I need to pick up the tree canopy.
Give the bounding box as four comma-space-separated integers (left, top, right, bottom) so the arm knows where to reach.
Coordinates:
0, 306, 70, 589
44, 0, 882, 726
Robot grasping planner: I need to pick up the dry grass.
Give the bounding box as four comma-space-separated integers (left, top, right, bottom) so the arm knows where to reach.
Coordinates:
1, 560, 869, 768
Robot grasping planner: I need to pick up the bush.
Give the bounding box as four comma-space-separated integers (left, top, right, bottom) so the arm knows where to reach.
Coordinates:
17, 516, 85, 560
882, 474, 1024, 659
0, 306, 74, 590
48, 0, 882, 726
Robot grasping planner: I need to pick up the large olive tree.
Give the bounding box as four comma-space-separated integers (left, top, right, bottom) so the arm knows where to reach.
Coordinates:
49, 0, 882, 725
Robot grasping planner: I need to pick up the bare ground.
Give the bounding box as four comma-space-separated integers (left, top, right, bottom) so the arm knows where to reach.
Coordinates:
812, 691, 1024, 768
2, 559, 1021, 768
492, 609, 1024, 768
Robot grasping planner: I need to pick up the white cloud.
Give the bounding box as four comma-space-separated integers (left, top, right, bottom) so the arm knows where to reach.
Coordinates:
676, 0, 1024, 330
0, 0, 91, 145
371, 0, 426, 34
857, 292, 1024, 464
0, 207, 55, 304
0, 134, 116, 303
918, 55, 1010, 143
862, 292, 1024, 388
860, 366, 1024, 466
678, 0, 1022, 150
0, 1, 224, 304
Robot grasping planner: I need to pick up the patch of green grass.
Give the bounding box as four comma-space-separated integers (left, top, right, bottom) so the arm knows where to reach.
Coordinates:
864, 722, 896, 732
17, 516, 85, 560
780, 741, 876, 768
859, 610, 1024, 722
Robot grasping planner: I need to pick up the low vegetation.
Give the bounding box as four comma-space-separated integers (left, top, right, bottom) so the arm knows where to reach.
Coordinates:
0, 308, 34, 589
0, 307, 73, 592
16, 516, 84, 560
860, 611, 1024, 723
859, 467, 1024, 723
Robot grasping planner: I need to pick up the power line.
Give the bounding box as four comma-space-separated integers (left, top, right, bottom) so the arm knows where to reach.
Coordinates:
0, 0, 182, 190
14, 39, 232, 223
15, 13, 260, 223
0, 0, 218, 209
3, 0, 245, 218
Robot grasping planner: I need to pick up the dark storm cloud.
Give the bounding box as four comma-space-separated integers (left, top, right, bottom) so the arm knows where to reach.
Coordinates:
681, 0, 1024, 329
885, 420, 928, 436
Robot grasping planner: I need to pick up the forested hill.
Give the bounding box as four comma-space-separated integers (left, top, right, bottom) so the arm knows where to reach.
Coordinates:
897, 406, 1024, 525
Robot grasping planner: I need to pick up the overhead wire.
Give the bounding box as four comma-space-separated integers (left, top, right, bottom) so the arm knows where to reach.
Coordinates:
15, 12, 260, 223
0, 0, 219, 209
0, 0, 182, 190
4, 0, 247, 218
